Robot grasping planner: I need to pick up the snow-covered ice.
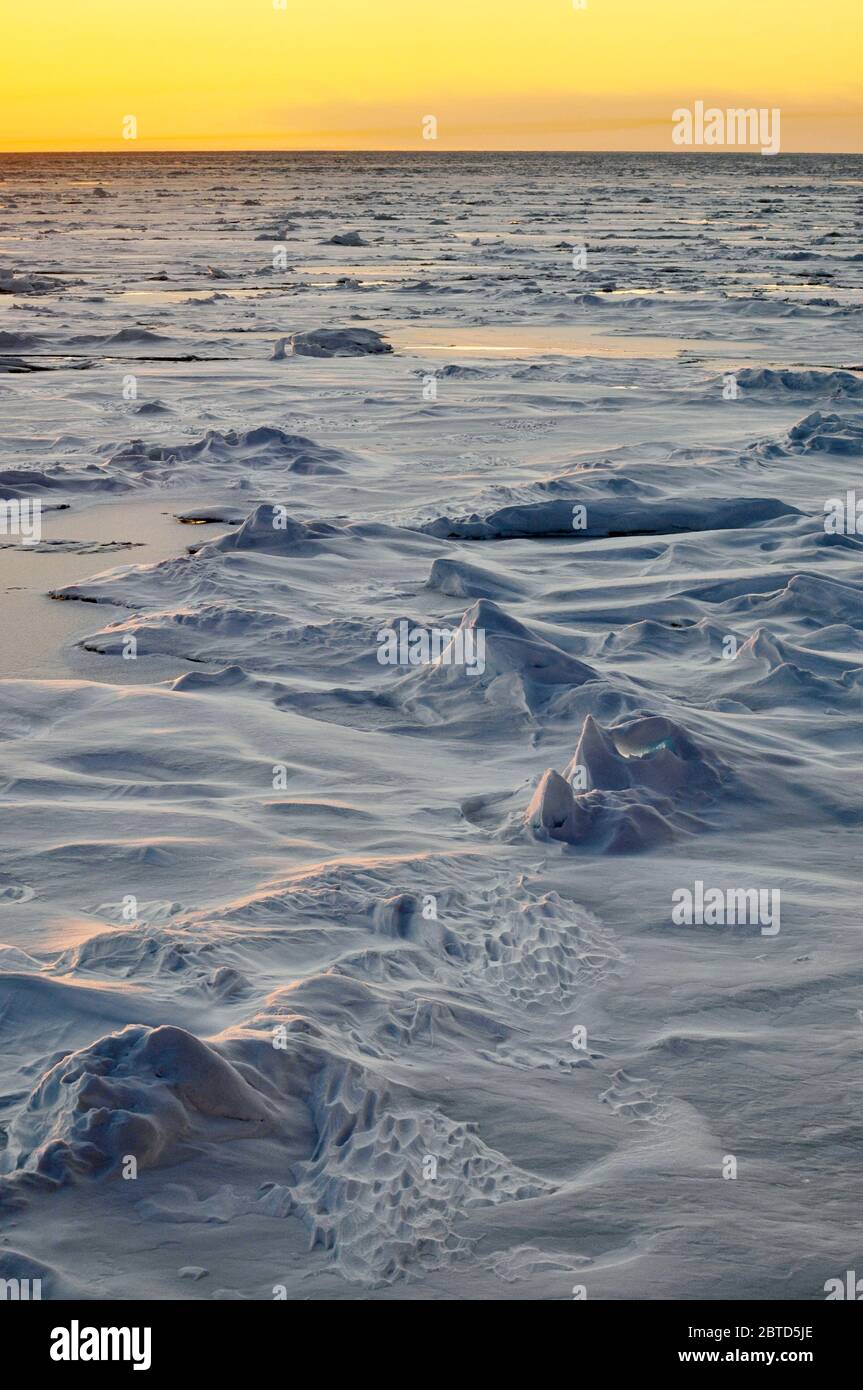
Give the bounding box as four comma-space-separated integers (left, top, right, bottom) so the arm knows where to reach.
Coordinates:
0, 151, 862, 1300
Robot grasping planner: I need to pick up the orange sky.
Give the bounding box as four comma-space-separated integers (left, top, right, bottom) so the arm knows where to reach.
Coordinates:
1, 0, 861, 152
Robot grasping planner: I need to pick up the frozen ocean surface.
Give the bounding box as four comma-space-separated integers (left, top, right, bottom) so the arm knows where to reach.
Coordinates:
0, 151, 862, 1299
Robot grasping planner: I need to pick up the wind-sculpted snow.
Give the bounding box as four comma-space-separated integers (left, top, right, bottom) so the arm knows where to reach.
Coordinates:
0, 430, 355, 501
524, 769, 682, 852
1, 151, 863, 1301
275, 326, 392, 357
421, 493, 799, 541
105, 428, 351, 481
782, 410, 863, 455
279, 1053, 553, 1285
731, 368, 863, 401
465, 713, 738, 853
4, 1025, 276, 1184
0, 268, 80, 295
568, 713, 730, 798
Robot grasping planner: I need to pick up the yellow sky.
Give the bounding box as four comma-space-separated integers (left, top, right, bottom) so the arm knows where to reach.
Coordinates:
1, 0, 861, 152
